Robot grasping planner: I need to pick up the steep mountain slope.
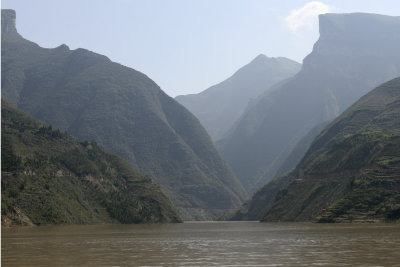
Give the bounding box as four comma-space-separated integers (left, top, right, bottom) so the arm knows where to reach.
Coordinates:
227, 78, 400, 222
274, 122, 329, 178
265, 77, 400, 222
175, 55, 300, 140
1, 9, 247, 220
218, 13, 400, 195
1, 100, 181, 226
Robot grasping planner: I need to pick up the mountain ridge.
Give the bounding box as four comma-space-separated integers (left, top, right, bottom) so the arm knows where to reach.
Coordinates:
175, 54, 301, 141
263, 77, 400, 222
218, 12, 400, 195
1, 9, 247, 220
1, 99, 182, 226
225, 77, 400, 222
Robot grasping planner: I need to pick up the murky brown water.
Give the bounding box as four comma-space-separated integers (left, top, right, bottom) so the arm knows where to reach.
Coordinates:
2, 221, 400, 266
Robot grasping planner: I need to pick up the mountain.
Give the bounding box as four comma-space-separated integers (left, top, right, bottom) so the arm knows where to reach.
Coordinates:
264, 77, 400, 222
175, 55, 301, 141
226, 77, 400, 222
1, 9, 247, 220
1, 100, 182, 226
218, 13, 400, 195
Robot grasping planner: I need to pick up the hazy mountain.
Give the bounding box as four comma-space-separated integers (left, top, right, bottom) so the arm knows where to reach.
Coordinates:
175, 55, 301, 141
263, 77, 400, 222
224, 77, 400, 222
220, 122, 328, 221
273, 121, 329, 178
1, 9, 247, 220
1, 100, 182, 226
218, 13, 400, 195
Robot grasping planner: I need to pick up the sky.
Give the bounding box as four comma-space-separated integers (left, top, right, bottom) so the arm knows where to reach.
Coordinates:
2, 0, 400, 97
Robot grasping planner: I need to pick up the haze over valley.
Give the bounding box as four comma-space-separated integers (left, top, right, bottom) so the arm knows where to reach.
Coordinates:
2, 1, 400, 266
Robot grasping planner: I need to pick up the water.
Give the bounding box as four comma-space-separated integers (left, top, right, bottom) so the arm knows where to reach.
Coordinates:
2, 222, 400, 266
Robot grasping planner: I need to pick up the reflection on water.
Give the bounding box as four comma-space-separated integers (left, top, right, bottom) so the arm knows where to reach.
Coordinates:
2, 222, 400, 266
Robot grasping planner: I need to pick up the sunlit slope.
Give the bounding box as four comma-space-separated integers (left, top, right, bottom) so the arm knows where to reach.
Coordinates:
1, 100, 182, 226
224, 77, 400, 222
263, 77, 400, 222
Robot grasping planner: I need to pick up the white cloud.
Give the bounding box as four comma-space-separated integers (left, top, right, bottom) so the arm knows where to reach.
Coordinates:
285, 1, 332, 32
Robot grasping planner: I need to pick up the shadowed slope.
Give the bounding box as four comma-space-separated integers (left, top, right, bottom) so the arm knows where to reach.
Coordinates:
1, 9, 247, 220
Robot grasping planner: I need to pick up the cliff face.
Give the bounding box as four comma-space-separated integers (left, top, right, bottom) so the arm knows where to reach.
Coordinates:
218, 13, 400, 195
1, 9, 247, 220
1, 9, 17, 35
303, 13, 400, 111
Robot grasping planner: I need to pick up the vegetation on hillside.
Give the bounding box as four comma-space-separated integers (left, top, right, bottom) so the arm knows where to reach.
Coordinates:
263, 78, 400, 222
224, 78, 400, 222
1, 100, 182, 226
1, 9, 247, 220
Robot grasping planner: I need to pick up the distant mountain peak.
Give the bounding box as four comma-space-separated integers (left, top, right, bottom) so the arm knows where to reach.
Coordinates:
176, 54, 301, 141
252, 54, 268, 61
249, 54, 297, 66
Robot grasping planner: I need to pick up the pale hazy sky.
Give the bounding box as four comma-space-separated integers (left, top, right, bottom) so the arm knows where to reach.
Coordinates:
2, 0, 400, 96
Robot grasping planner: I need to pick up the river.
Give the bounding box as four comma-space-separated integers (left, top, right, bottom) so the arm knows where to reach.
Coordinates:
2, 221, 400, 266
